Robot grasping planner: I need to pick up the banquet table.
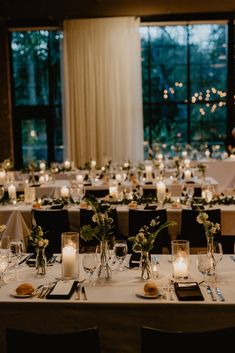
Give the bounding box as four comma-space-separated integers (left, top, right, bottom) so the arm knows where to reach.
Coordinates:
0, 255, 235, 353
1, 203, 235, 249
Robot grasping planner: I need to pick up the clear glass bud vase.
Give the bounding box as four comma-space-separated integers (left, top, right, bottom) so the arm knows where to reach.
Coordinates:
36, 247, 47, 275
140, 250, 152, 280
97, 240, 112, 280
206, 236, 216, 278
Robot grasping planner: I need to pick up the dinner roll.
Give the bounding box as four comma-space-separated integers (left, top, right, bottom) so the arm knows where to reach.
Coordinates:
16, 283, 35, 295
144, 279, 159, 296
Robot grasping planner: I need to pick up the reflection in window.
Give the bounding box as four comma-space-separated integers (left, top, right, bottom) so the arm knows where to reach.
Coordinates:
140, 23, 228, 153
11, 30, 63, 167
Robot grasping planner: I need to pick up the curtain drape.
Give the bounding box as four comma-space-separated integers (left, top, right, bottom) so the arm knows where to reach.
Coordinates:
63, 17, 144, 167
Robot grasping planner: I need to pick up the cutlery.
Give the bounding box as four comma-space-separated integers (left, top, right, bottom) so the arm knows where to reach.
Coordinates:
206, 285, 217, 301
81, 286, 87, 300
215, 287, 225, 302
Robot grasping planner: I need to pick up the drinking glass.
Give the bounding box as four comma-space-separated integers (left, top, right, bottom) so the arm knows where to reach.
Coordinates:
82, 252, 97, 286
9, 240, 23, 270
186, 186, 194, 205
0, 186, 4, 201
197, 250, 213, 285
113, 240, 128, 271
0, 248, 9, 286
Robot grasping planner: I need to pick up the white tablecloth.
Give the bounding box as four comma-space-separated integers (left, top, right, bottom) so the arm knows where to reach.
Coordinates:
0, 255, 235, 353
0, 203, 235, 251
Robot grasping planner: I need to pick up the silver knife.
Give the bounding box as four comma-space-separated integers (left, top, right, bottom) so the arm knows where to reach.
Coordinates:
81, 286, 87, 300
206, 285, 217, 301
215, 287, 225, 302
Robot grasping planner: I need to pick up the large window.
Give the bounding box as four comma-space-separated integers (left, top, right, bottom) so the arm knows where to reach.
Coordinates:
10, 29, 63, 168
140, 22, 231, 153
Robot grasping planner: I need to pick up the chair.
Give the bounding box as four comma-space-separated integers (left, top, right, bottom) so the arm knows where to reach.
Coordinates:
141, 325, 235, 352
178, 208, 221, 252
79, 206, 120, 252
31, 208, 70, 255
6, 327, 101, 353
128, 209, 171, 254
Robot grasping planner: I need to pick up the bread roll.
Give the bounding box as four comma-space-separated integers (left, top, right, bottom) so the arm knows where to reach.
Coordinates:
16, 283, 35, 295
144, 279, 159, 296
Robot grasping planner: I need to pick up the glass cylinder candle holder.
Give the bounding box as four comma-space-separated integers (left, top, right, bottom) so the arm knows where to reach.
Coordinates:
61, 232, 79, 280
171, 240, 190, 281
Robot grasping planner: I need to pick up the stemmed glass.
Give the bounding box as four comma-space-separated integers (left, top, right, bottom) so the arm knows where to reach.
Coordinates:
0, 248, 9, 286
9, 240, 23, 278
197, 250, 213, 285
0, 185, 4, 201
82, 252, 98, 286
113, 240, 128, 271
186, 186, 194, 206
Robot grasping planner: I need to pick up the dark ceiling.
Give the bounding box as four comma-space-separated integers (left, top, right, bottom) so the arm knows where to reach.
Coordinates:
1, 0, 235, 20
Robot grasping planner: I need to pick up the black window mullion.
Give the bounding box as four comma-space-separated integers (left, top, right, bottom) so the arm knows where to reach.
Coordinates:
186, 25, 191, 144
227, 17, 235, 136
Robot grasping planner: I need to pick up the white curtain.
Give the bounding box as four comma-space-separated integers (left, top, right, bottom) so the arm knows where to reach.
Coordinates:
63, 17, 144, 167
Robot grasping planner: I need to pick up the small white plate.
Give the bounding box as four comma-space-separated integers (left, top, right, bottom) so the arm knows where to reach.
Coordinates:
10, 291, 33, 298
136, 288, 161, 299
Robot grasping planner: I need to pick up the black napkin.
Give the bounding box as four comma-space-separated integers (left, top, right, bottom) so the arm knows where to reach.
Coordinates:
174, 282, 204, 301
46, 280, 78, 299
50, 204, 64, 209
129, 252, 141, 268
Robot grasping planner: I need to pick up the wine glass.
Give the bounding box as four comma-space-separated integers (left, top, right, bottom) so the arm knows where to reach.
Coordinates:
113, 240, 128, 271
9, 240, 23, 271
186, 186, 194, 206
78, 185, 85, 203
197, 250, 213, 285
0, 248, 9, 286
82, 252, 97, 286
0, 185, 4, 201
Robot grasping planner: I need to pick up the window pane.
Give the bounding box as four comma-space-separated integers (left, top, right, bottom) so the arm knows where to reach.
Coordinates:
21, 119, 48, 166
189, 24, 227, 98
190, 103, 227, 145
11, 31, 50, 106
143, 104, 188, 146
140, 23, 228, 149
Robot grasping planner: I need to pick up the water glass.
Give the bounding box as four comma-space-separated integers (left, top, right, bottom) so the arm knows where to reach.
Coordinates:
0, 248, 9, 286
113, 240, 128, 271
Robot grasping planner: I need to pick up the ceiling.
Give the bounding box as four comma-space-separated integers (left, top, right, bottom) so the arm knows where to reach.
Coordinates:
2, 0, 235, 20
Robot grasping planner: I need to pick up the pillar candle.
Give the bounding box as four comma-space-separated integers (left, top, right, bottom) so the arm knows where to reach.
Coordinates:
64, 160, 71, 170
76, 174, 84, 184
8, 184, 16, 200
172, 258, 188, 278
61, 185, 70, 198
184, 170, 191, 181
62, 245, 76, 278
39, 162, 46, 171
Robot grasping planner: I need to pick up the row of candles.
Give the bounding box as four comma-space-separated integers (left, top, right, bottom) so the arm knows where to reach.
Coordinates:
60, 233, 190, 281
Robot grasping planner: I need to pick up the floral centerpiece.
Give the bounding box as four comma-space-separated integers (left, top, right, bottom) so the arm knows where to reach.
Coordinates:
196, 211, 221, 276
128, 217, 177, 279
80, 199, 115, 279
196, 211, 220, 244
28, 224, 49, 275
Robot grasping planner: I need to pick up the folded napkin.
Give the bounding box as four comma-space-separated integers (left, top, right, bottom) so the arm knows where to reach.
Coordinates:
129, 252, 141, 268
46, 280, 78, 299
174, 282, 204, 301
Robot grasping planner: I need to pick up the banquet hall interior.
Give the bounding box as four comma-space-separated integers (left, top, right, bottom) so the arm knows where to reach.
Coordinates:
0, 1, 235, 353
